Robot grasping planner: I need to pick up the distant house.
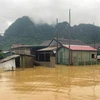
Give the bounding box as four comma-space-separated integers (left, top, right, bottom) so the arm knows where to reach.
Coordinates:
0, 55, 20, 71
58, 45, 97, 65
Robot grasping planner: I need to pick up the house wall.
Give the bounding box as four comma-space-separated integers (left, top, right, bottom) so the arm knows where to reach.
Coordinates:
58, 47, 97, 65
1, 59, 16, 71
12, 48, 31, 55
72, 51, 97, 65
58, 47, 69, 64
37, 56, 55, 67
20, 56, 33, 68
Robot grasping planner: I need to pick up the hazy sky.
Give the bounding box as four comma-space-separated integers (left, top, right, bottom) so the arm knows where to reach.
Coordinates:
0, 0, 100, 34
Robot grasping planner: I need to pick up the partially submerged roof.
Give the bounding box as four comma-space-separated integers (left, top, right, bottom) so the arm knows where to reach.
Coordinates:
0, 55, 20, 63
38, 46, 57, 52
63, 45, 97, 51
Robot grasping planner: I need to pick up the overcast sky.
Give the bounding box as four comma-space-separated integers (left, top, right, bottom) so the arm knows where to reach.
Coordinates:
0, 0, 100, 34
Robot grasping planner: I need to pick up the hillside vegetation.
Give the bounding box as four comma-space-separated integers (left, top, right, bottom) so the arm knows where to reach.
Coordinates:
0, 16, 100, 50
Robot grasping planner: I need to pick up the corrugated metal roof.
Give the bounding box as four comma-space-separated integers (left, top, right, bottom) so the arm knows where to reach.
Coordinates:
0, 55, 20, 63
63, 45, 97, 51
38, 47, 57, 51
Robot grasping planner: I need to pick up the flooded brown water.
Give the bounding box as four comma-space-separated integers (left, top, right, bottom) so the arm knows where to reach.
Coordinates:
0, 65, 100, 100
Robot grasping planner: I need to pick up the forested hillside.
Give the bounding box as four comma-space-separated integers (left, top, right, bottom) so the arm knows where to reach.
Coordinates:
0, 16, 100, 50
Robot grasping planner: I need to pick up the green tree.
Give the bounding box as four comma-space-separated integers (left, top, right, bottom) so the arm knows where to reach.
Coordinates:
0, 52, 4, 60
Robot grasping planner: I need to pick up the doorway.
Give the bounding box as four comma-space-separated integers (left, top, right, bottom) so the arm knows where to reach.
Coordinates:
15, 57, 20, 68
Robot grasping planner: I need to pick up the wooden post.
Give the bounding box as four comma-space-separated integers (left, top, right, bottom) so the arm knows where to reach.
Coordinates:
69, 9, 71, 65
56, 18, 58, 64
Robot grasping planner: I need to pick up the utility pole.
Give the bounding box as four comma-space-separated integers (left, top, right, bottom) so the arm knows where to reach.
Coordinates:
69, 9, 71, 65
93, 22, 95, 48
56, 18, 58, 64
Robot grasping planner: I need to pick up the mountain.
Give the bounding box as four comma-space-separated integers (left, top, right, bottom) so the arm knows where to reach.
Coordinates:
0, 16, 100, 50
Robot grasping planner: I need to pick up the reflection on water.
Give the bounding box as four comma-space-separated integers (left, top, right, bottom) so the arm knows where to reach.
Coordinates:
0, 65, 100, 100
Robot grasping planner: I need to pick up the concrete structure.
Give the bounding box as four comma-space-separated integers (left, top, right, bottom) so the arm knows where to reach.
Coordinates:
36, 47, 56, 67
10, 44, 46, 67
58, 45, 97, 65
20, 54, 34, 68
11, 44, 46, 55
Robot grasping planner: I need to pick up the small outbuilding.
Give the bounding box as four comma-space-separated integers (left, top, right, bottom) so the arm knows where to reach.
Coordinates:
58, 45, 97, 65
0, 55, 20, 71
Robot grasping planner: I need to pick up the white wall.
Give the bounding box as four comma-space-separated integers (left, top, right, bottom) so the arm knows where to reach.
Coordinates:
1, 59, 16, 71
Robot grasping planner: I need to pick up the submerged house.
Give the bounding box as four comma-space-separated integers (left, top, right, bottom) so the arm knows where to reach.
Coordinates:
58, 45, 97, 65
37, 38, 89, 66
38, 38, 97, 66
0, 55, 20, 71
10, 44, 46, 68
40, 38, 86, 46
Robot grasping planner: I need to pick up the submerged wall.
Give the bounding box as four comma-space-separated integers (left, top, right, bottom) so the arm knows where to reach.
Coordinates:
58, 47, 97, 65
1, 59, 16, 71
20, 56, 33, 68
37, 57, 55, 67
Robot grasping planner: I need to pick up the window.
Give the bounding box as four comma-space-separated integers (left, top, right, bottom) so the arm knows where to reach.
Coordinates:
37, 53, 50, 62
91, 54, 96, 59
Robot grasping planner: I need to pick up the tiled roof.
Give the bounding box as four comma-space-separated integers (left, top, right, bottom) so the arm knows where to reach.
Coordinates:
63, 45, 97, 51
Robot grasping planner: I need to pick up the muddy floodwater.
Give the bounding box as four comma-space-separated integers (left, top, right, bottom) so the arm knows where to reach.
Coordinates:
0, 65, 100, 100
